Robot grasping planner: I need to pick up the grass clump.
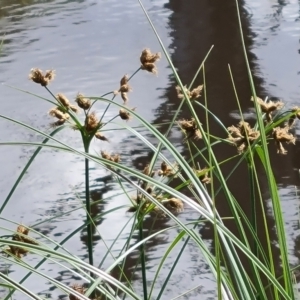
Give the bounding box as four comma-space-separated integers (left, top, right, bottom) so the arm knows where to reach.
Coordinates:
0, 1, 299, 300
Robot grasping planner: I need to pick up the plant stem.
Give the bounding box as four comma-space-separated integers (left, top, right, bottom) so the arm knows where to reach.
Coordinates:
84, 141, 94, 276
138, 217, 148, 300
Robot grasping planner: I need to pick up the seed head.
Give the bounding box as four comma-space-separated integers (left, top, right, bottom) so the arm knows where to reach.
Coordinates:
7, 224, 38, 259
176, 85, 203, 101
29, 68, 55, 86
227, 121, 260, 154
101, 151, 121, 164
194, 168, 211, 184
120, 74, 129, 86
158, 161, 177, 177
162, 198, 184, 214
178, 118, 202, 140
85, 112, 100, 132
50, 119, 66, 128
143, 164, 155, 177
56, 93, 70, 107
272, 126, 295, 155
75, 93, 91, 110
95, 132, 109, 142
140, 48, 161, 74
252, 96, 284, 122
119, 108, 135, 121
288, 107, 300, 128
69, 284, 85, 300
116, 75, 132, 104
49, 107, 69, 120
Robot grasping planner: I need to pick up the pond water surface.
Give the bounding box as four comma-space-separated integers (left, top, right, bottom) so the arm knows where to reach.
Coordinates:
0, 0, 300, 299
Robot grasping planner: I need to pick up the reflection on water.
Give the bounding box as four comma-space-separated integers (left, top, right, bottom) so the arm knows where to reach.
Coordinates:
1, 0, 300, 299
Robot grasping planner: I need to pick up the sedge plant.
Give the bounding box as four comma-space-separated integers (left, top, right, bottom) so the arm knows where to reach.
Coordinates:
0, 1, 300, 300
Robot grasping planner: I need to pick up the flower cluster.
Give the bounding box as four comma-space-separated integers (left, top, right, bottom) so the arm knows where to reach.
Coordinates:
176, 84, 203, 101
178, 118, 202, 141
29, 68, 55, 86
4, 225, 38, 259
140, 48, 161, 74
227, 121, 260, 154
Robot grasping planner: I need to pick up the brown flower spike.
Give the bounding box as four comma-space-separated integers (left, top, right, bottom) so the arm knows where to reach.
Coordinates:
162, 198, 184, 214
85, 112, 100, 132
287, 107, 300, 128
140, 48, 161, 74
194, 168, 211, 184
69, 284, 85, 300
6, 225, 38, 259
114, 75, 132, 104
56, 93, 79, 113
158, 161, 178, 177
75, 93, 91, 110
252, 96, 284, 122
176, 85, 203, 101
272, 126, 296, 155
227, 121, 260, 154
29, 68, 55, 86
178, 118, 202, 141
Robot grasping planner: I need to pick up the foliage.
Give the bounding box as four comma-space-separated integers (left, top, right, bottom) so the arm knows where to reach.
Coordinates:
0, 1, 299, 300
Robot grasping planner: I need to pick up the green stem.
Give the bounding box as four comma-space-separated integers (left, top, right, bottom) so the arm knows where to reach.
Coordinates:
84, 141, 94, 275
138, 217, 148, 300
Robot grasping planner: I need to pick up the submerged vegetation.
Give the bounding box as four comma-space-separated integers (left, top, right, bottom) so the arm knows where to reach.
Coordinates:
0, 0, 300, 299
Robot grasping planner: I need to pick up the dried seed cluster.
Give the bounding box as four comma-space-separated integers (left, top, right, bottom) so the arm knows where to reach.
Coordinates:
5, 225, 38, 259
227, 121, 260, 154
176, 84, 203, 101
140, 48, 161, 74
178, 118, 202, 141
252, 96, 284, 122
29, 68, 55, 86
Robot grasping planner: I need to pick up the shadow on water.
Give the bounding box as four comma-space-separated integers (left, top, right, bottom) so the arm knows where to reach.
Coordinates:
129, 0, 300, 296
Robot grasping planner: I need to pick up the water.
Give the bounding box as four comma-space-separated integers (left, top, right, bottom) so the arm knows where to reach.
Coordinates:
0, 0, 300, 299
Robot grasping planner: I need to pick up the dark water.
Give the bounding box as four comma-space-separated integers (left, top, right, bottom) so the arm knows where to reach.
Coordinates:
0, 0, 300, 299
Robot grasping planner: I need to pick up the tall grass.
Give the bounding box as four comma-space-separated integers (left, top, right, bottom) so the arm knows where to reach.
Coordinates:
0, 1, 299, 300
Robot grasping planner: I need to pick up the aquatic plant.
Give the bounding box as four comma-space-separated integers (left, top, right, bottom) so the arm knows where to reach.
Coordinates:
0, 1, 299, 300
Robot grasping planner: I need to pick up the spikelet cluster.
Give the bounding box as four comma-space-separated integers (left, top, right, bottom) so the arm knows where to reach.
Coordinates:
176, 85, 203, 101
227, 121, 260, 154
251, 96, 284, 122
178, 118, 202, 141
5, 225, 38, 259
29, 68, 55, 86
49, 107, 70, 127
56, 93, 79, 113
272, 126, 296, 155
140, 48, 161, 74
69, 284, 85, 300
158, 161, 178, 177
75, 93, 91, 110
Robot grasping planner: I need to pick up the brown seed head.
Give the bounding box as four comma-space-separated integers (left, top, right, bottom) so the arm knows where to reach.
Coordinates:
162, 198, 184, 213
85, 112, 100, 132
227, 121, 260, 154
143, 164, 155, 177
140, 48, 160, 74
195, 168, 211, 184
69, 284, 85, 300
176, 85, 203, 101
95, 132, 109, 142
252, 97, 284, 122
178, 118, 202, 140
50, 119, 66, 128
120, 74, 129, 86
56, 93, 70, 108
49, 107, 69, 120
272, 126, 295, 155
75, 93, 91, 110
140, 48, 161, 64
158, 161, 177, 177
29, 68, 55, 86
119, 109, 131, 120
